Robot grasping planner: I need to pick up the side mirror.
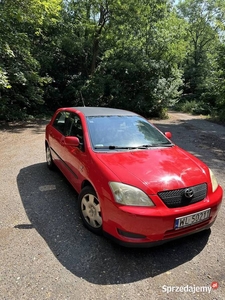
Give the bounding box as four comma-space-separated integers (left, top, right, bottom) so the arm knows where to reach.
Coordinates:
64, 136, 80, 147
165, 132, 172, 139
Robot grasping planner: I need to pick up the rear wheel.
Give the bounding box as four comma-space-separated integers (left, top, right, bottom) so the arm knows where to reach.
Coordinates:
46, 144, 55, 170
78, 186, 102, 235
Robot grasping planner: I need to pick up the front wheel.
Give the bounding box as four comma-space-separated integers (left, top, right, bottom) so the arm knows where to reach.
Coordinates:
78, 186, 102, 235
46, 144, 55, 170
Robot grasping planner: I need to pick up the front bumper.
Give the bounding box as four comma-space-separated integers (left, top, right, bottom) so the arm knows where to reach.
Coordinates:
102, 185, 223, 247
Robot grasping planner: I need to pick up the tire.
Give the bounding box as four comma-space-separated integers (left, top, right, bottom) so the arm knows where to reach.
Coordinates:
46, 144, 55, 170
78, 186, 102, 235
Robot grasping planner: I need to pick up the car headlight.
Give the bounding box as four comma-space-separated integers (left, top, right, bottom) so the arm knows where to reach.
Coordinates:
109, 182, 155, 207
209, 168, 218, 192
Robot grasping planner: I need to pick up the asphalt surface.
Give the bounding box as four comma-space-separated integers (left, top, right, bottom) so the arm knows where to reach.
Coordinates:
0, 111, 224, 300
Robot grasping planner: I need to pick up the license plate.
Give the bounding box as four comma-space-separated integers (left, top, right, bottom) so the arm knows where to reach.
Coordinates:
175, 208, 211, 230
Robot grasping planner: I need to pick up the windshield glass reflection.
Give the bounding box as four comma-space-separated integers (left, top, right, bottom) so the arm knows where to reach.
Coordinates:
87, 115, 172, 150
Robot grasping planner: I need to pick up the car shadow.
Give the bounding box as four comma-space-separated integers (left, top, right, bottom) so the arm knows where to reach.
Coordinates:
17, 162, 210, 285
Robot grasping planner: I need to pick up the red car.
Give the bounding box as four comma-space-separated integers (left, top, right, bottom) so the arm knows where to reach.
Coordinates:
45, 107, 223, 246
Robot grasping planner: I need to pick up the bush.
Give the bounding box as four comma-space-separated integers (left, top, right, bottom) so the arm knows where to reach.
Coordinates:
81, 51, 183, 118
174, 100, 197, 113
174, 99, 212, 115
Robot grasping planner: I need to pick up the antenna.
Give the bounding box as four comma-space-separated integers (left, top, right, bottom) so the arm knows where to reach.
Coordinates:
80, 91, 85, 107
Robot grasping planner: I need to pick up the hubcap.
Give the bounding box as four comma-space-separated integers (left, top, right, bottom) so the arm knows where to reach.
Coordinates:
81, 194, 102, 228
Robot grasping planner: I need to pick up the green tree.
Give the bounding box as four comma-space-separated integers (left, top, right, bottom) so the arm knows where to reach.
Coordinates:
0, 0, 61, 120
79, 0, 186, 116
177, 0, 222, 97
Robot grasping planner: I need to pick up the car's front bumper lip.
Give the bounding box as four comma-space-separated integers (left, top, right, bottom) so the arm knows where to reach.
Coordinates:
103, 220, 215, 248
102, 185, 223, 247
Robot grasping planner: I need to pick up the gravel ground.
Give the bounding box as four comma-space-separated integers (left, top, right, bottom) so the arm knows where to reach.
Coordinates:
0, 111, 224, 300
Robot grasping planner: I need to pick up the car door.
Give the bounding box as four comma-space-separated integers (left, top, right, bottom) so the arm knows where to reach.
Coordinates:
48, 111, 72, 170
61, 113, 88, 192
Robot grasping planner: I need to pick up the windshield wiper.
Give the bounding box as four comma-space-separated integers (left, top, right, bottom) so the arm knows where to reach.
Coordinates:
136, 143, 173, 148
150, 143, 173, 147
94, 143, 173, 150
137, 144, 153, 148
109, 145, 139, 150
94, 145, 138, 150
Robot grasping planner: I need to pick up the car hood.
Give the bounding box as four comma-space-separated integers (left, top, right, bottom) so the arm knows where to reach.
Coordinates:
95, 146, 209, 194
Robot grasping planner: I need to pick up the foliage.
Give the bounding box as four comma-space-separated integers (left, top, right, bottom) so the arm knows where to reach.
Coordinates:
0, 0, 225, 121
176, 0, 225, 117
174, 99, 212, 115
0, 0, 61, 120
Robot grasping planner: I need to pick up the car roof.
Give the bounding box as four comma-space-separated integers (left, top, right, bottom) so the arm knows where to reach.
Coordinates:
72, 107, 138, 117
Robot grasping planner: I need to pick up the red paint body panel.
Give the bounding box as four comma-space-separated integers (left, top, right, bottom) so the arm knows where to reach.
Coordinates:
101, 186, 222, 244
45, 107, 223, 246
95, 146, 211, 193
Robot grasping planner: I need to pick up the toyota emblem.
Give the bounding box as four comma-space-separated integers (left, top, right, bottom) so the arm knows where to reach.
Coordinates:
184, 188, 194, 199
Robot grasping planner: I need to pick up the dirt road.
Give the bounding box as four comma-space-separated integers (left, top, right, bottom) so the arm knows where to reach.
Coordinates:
0, 111, 224, 300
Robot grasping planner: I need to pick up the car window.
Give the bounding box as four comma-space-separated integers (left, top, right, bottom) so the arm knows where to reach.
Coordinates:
53, 112, 84, 148
69, 114, 84, 145
87, 115, 172, 149
53, 111, 71, 135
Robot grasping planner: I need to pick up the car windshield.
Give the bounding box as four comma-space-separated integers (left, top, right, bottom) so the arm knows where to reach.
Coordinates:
87, 115, 172, 150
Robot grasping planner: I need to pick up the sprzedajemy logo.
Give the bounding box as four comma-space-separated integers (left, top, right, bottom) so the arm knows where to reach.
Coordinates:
162, 282, 219, 294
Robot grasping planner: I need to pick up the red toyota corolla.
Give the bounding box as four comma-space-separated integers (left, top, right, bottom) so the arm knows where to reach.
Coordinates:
45, 107, 223, 246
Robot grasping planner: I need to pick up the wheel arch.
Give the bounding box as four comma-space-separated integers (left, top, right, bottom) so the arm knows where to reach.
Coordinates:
81, 180, 95, 191
80, 180, 103, 211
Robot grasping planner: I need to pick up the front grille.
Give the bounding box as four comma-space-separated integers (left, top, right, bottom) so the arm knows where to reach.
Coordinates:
158, 183, 207, 208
